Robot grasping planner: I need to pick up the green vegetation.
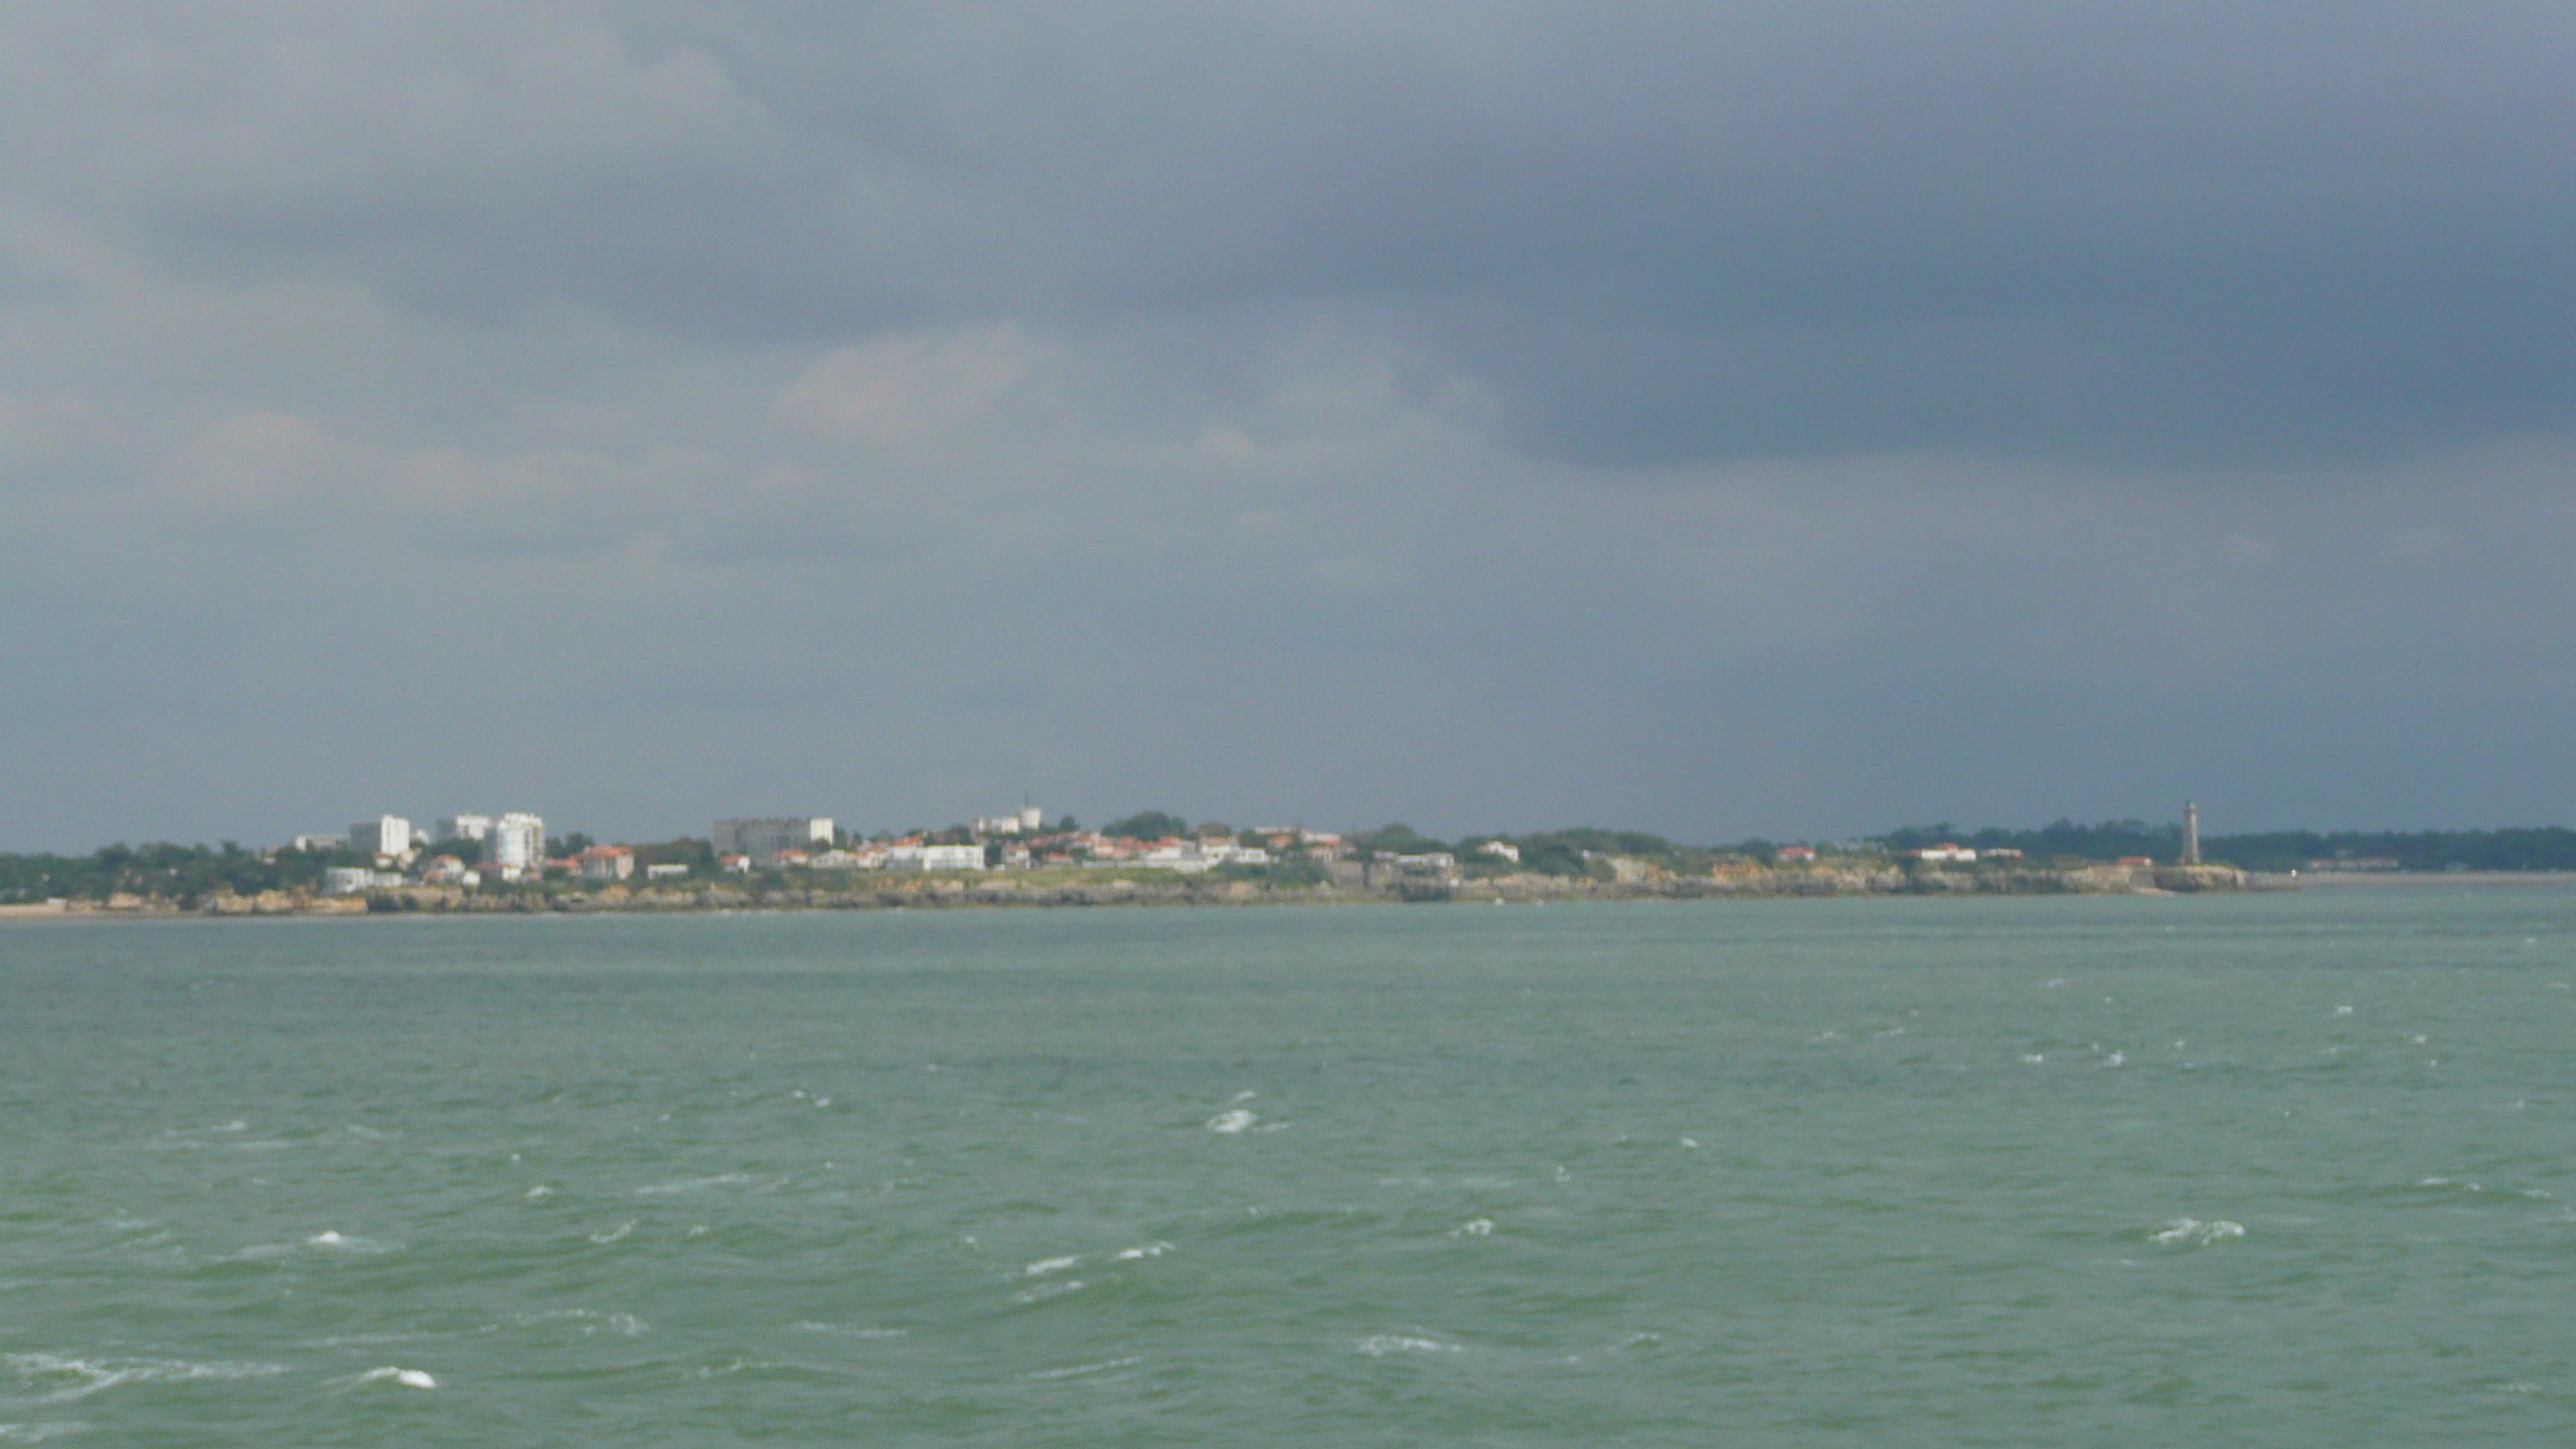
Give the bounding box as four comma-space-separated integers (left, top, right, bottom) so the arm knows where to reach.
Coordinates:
1103, 810, 1190, 840
0, 842, 351, 904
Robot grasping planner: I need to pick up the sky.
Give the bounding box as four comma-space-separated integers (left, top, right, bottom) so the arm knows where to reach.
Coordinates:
5, 2, 2575, 851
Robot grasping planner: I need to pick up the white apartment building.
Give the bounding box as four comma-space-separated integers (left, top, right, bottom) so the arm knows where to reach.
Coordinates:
436, 814, 492, 845
351, 816, 412, 858
919, 844, 985, 871
488, 813, 545, 870
713, 817, 833, 862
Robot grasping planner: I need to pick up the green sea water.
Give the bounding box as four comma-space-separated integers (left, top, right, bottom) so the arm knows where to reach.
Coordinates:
3, 890, 2573, 1445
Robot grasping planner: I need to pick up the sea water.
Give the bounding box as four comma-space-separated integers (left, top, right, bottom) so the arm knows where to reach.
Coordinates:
2, 890, 2572, 1445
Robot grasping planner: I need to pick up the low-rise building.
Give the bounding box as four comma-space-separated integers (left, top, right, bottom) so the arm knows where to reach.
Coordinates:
578, 845, 635, 882
420, 855, 475, 886
1775, 845, 1818, 862
718, 854, 753, 874
322, 866, 375, 895
920, 844, 985, 871
1911, 844, 1978, 863
646, 862, 690, 880
1477, 839, 1523, 862
291, 833, 348, 853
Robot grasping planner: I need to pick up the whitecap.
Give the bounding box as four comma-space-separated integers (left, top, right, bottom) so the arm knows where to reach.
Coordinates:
1451, 1219, 1494, 1238
1, 1354, 283, 1406
523, 1185, 551, 1200
1113, 1242, 1172, 1261
516, 1309, 647, 1338
304, 1230, 394, 1253
1023, 1255, 1081, 1277
352, 1367, 436, 1390
587, 1221, 635, 1245
1012, 1279, 1085, 1303
2101, 1052, 2124, 1068
2334, 1005, 2355, 1016
1232, 1091, 1258, 1103
1205, 1109, 1256, 1134
2022, 1053, 2045, 1064
1678, 1138, 1700, 1149
0, 1424, 88, 1443
1025, 1356, 1141, 1382
1354, 1335, 1461, 1358
635, 1173, 758, 1196
793, 1323, 906, 1338
2149, 1218, 2245, 1245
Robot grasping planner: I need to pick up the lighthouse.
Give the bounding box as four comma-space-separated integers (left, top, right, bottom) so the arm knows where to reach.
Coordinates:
2183, 801, 2201, 865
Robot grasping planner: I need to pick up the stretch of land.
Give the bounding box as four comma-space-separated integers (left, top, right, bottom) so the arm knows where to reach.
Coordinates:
14, 810, 2576, 919
42, 809, 2576, 918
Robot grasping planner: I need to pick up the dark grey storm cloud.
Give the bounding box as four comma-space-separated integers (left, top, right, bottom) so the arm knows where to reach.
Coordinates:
2, 2, 2574, 848
25, 2, 2573, 463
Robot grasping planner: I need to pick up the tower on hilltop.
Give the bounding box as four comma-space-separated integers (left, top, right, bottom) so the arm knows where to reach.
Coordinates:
2182, 801, 2201, 865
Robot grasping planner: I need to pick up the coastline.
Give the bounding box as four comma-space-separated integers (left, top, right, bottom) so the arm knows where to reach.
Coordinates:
5, 862, 2266, 920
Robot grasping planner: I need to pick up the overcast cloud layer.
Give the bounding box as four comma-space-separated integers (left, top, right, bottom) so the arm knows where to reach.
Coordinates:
5, 2, 2574, 850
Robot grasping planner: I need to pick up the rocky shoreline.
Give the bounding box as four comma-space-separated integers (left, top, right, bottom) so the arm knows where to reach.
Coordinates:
16, 862, 2262, 918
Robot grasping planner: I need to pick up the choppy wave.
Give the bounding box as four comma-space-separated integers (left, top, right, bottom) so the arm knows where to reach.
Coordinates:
350, 1367, 436, 1390
1355, 1335, 1463, 1358
1205, 1109, 1257, 1133
0, 1354, 283, 1406
2149, 1218, 2245, 1246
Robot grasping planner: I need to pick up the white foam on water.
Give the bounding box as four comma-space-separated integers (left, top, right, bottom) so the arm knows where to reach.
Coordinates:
2149, 1218, 2245, 1245
2334, 1005, 2355, 1016
794, 1323, 906, 1338
353, 1367, 436, 1390
523, 1185, 551, 1200
517, 1310, 648, 1337
1232, 1091, 1258, 1102
635, 1173, 758, 1196
1678, 1138, 1700, 1149
2022, 1054, 2044, 1064
1206, 1109, 1256, 1134
1012, 1279, 1085, 1304
2, 1354, 283, 1406
305, 1230, 396, 1253
2102, 1052, 2125, 1068
587, 1221, 635, 1245
1452, 1219, 1494, 1238
1113, 1242, 1172, 1260
1023, 1255, 1081, 1277
1355, 1335, 1462, 1358
1025, 1356, 1141, 1382
0, 1424, 88, 1443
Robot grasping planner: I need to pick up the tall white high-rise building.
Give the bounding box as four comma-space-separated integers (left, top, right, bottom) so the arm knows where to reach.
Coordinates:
488, 813, 545, 870
351, 816, 412, 858
436, 814, 492, 846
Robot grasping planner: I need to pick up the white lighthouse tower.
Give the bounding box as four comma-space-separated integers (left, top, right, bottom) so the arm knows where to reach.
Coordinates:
2182, 801, 2201, 865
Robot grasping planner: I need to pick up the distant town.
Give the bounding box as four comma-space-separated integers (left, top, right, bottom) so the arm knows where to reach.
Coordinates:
9, 803, 2576, 916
